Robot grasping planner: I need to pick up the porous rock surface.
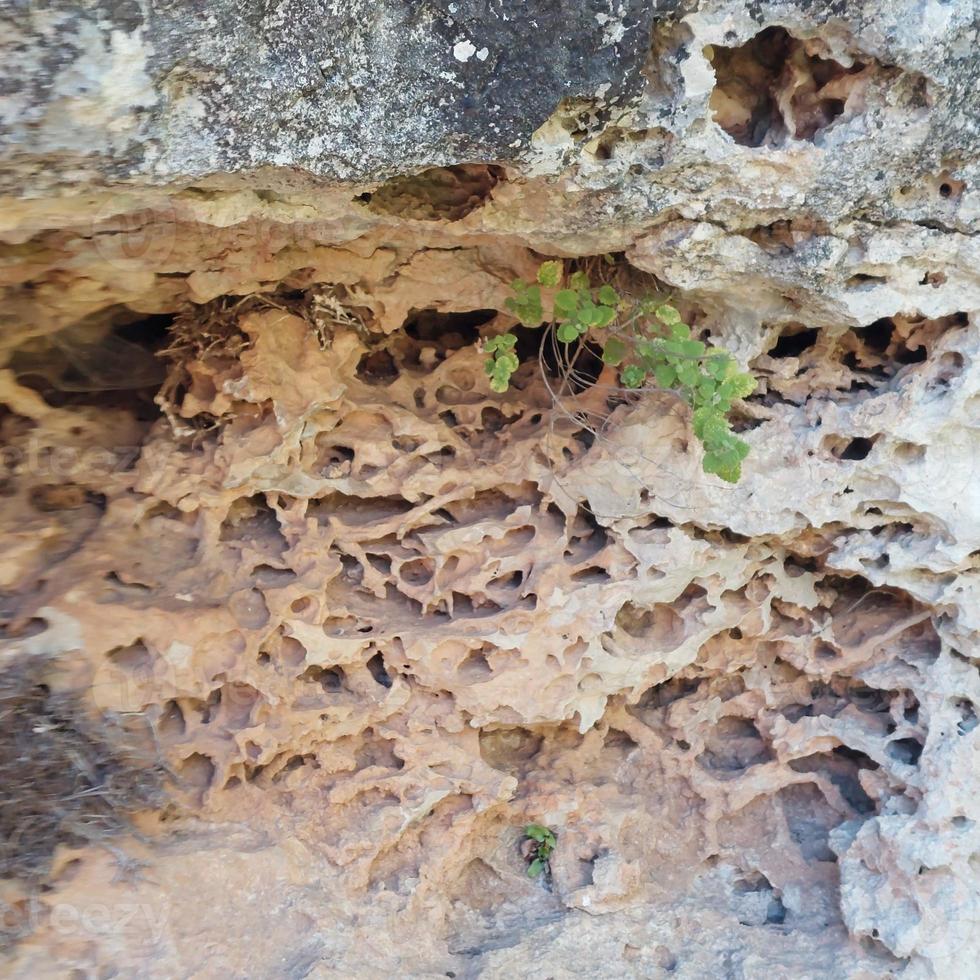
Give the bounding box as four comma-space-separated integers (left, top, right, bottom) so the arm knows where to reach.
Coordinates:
2, 1, 980, 977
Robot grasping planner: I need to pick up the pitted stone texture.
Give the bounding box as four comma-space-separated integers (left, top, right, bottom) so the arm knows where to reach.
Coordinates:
2, 1, 980, 978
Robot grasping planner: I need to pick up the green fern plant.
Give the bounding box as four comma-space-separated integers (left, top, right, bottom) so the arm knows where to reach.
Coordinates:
524, 823, 557, 878
485, 260, 756, 482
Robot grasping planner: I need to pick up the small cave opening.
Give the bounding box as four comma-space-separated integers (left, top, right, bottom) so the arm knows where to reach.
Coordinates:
511, 324, 604, 394
837, 436, 878, 461
768, 325, 819, 359
895, 343, 928, 365
857, 317, 895, 353
356, 349, 399, 386
403, 308, 497, 348
886, 737, 923, 766
707, 26, 870, 147
10, 308, 175, 417
935, 172, 966, 201
353, 164, 506, 221
366, 652, 393, 688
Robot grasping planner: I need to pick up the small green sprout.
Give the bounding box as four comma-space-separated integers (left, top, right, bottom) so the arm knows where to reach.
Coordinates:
488, 260, 757, 482
483, 332, 520, 393
524, 822, 557, 878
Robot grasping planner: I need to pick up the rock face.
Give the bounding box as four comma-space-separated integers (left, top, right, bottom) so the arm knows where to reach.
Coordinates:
1, 1, 979, 977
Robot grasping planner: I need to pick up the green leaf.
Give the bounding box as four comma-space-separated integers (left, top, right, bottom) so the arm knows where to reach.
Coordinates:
694, 409, 730, 443
506, 277, 756, 482
536, 260, 563, 287
577, 302, 601, 327
592, 305, 616, 328
484, 357, 495, 376
718, 378, 738, 401
728, 373, 757, 398
636, 339, 663, 361
706, 354, 730, 379
602, 337, 627, 366
484, 333, 517, 353
525, 824, 548, 841
527, 858, 544, 877
554, 289, 579, 316
507, 283, 543, 326
676, 361, 699, 387
702, 434, 750, 482
703, 452, 742, 483
597, 284, 619, 306
621, 364, 647, 388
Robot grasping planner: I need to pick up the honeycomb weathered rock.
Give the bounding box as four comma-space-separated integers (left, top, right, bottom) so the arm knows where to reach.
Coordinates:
1, 1, 980, 977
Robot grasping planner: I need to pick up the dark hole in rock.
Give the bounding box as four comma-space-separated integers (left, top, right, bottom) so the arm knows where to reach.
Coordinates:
12, 309, 173, 417
766, 895, 788, 924
779, 783, 838, 861
839, 436, 877, 460
635, 676, 701, 712
115, 312, 176, 349
302, 665, 345, 693
367, 653, 392, 688
846, 274, 886, 289
356, 350, 399, 386
698, 717, 772, 772
404, 308, 496, 348
604, 728, 639, 752
107, 641, 153, 674
792, 748, 877, 813
858, 317, 895, 353
886, 737, 923, 765
356, 164, 505, 221
571, 565, 611, 584
511, 324, 604, 393
895, 342, 928, 365
903, 695, 920, 725
707, 27, 865, 147
955, 699, 978, 735
769, 326, 819, 358
458, 647, 493, 681
841, 350, 890, 380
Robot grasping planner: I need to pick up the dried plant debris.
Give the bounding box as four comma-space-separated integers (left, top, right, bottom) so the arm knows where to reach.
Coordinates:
0, 658, 164, 885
